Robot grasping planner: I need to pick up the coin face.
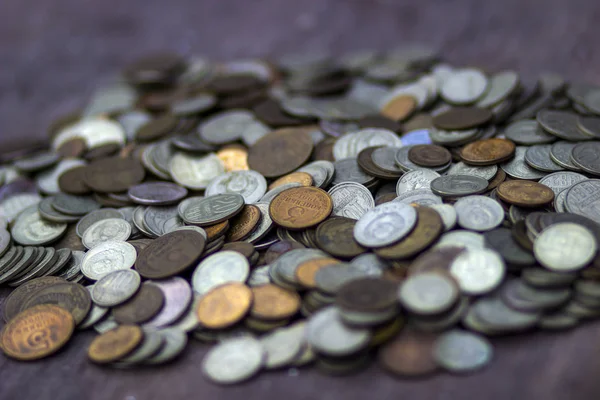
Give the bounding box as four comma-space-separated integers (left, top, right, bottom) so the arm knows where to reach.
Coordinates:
453, 196, 504, 232
206, 170, 267, 204
81, 240, 137, 280
1, 304, 75, 360
295, 257, 341, 288
430, 175, 489, 197
75, 208, 124, 238
91, 269, 141, 307
449, 249, 505, 295
112, 282, 165, 324
504, 119, 556, 145
226, 205, 261, 242
144, 277, 192, 328
82, 218, 132, 249
564, 180, 600, 223
497, 180, 555, 207
250, 284, 301, 320
202, 337, 265, 385
440, 69, 488, 105
433, 107, 493, 131
306, 306, 371, 357
21, 281, 92, 325
316, 217, 366, 258
2, 276, 66, 322
182, 193, 245, 226
407, 144, 451, 167
534, 223, 597, 272
378, 330, 439, 376
524, 144, 563, 172
381, 94, 416, 121
501, 147, 548, 180
353, 202, 417, 248
169, 152, 225, 190
216, 146, 250, 172
11, 206, 67, 246
269, 187, 333, 230
88, 325, 144, 364
399, 272, 459, 315
461, 138, 516, 166
433, 330, 493, 373
538, 171, 587, 195
192, 251, 250, 296
127, 182, 188, 206
83, 157, 145, 193
197, 283, 253, 329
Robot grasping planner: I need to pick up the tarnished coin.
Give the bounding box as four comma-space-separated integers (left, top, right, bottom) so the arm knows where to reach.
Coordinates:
450, 249, 505, 295
394, 145, 450, 173
112, 282, 165, 324
127, 182, 188, 206
571, 142, 600, 176
497, 180, 554, 207
314, 263, 375, 294
370, 147, 404, 175
378, 330, 439, 377
353, 202, 417, 248
461, 138, 516, 166
454, 196, 504, 232
432, 330, 492, 373
199, 110, 254, 144
169, 152, 225, 190
226, 205, 262, 242
328, 182, 375, 220
91, 269, 141, 307
269, 187, 332, 230
206, 170, 267, 204
577, 115, 600, 138
202, 337, 265, 385
52, 194, 100, 216
501, 146, 547, 180
136, 230, 205, 279
11, 206, 67, 246
250, 284, 301, 321
534, 223, 596, 272
37, 159, 87, 195
336, 277, 397, 313
82, 218, 132, 249
316, 217, 366, 259
88, 325, 144, 364
484, 228, 536, 267
2, 276, 65, 322
75, 208, 124, 238
433, 107, 492, 130
144, 277, 192, 328
407, 145, 451, 168
245, 203, 275, 243
197, 283, 253, 329
21, 281, 92, 325
1, 304, 74, 360
182, 193, 245, 226
81, 240, 137, 280
399, 272, 459, 315
192, 251, 250, 296
537, 109, 591, 141
524, 144, 563, 172
440, 68, 488, 105
503, 119, 556, 145
430, 175, 488, 197
307, 306, 371, 356
83, 157, 145, 193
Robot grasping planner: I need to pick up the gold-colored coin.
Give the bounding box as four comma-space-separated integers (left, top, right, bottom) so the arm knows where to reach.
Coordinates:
1, 305, 75, 361
226, 204, 262, 242
87, 325, 143, 364
217, 145, 249, 172
250, 284, 301, 321
381, 95, 417, 121
295, 257, 341, 288
204, 220, 230, 241
268, 172, 313, 191
196, 283, 253, 329
269, 187, 332, 230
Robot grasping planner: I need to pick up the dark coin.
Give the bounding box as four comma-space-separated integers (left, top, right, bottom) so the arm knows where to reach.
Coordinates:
537, 109, 591, 141
357, 115, 403, 133
264, 240, 306, 264
207, 74, 265, 95
221, 242, 256, 260
253, 99, 309, 127
511, 220, 534, 251
14, 151, 59, 173
433, 107, 493, 130
21, 282, 91, 325
577, 116, 600, 138
112, 282, 165, 324
220, 88, 269, 109
484, 228, 535, 267
53, 224, 86, 252
571, 142, 600, 176
336, 277, 398, 312
2, 276, 66, 322
356, 147, 397, 180
52, 194, 101, 216
408, 145, 452, 167
171, 134, 216, 152
226, 205, 262, 242
83, 157, 146, 193
57, 138, 86, 158
124, 52, 185, 86
376, 193, 398, 205
486, 169, 506, 191
84, 143, 121, 161
430, 175, 489, 197
135, 114, 178, 143
315, 217, 366, 259
136, 230, 205, 279
461, 138, 516, 166
58, 166, 91, 195
408, 246, 465, 276
378, 330, 439, 377
501, 279, 571, 312
0, 178, 38, 202
247, 127, 314, 178
127, 182, 188, 206
312, 138, 336, 161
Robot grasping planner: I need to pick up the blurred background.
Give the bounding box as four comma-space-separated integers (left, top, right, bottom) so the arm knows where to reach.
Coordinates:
1, 0, 599, 149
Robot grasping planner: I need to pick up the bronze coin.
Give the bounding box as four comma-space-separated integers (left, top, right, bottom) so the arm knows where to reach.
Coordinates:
250, 284, 301, 321
408, 246, 465, 276
407, 145, 452, 167
357, 115, 403, 133
3, 276, 66, 322
204, 220, 230, 241
357, 146, 398, 180
88, 325, 144, 364
336, 277, 398, 312
196, 283, 253, 329
375, 207, 444, 260
497, 180, 555, 207
269, 187, 333, 230
268, 172, 313, 191
84, 143, 121, 161
57, 137, 87, 158
226, 204, 261, 242
136, 230, 206, 279
135, 114, 178, 143
381, 95, 417, 122
221, 242, 256, 259
312, 137, 336, 161
403, 113, 434, 131
315, 217, 366, 259
486, 168, 506, 191
220, 88, 269, 109
295, 257, 341, 288
432, 107, 493, 130
58, 166, 92, 195
247, 127, 314, 178
112, 282, 165, 324
20, 282, 91, 325
253, 99, 310, 127
264, 240, 306, 264
378, 330, 439, 377
460, 138, 516, 166
83, 157, 146, 193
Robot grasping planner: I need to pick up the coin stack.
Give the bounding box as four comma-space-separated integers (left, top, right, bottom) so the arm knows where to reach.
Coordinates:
2, 47, 600, 381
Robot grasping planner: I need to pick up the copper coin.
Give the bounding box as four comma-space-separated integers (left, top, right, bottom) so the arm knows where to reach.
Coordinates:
112, 282, 165, 324
57, 137, 86, 158
295, 257, 341, 288
381, 95, 417, 122
88, 325, 144, 364
58, 166, 91, 195
204, 221, 230, 241
408, 145, 452, 168
20, 282, 91, 325
269, 187, 332, 230
226, 205, 262, 242
84, 143, 121, 161
253, 99, 308, 127
408, 246, 465, 276
461, 138, 516, 166
136, 230, 205, 279
216, 145, 250, 172
250, 284, 301, 321
433, 107, 493, 130
1, 304, 75, 361
247, 127, 314, 178
378, 330, 439, 377
196, 283, 253, 329
315, 217, 366, 259
264, 240, 306, 264
135, 114, 178, 142
375, 207, 444, 260
404, 113, 434, 131
3, 276, 66, 322
358, 115, 403, 133
497, 180, 555, 208
83, 157, 146, 193
221, 242, 256, 259
336, 277, 398, 312
486, 168, 506, 191
357, 146, 399, 180
268, 172, 313, 191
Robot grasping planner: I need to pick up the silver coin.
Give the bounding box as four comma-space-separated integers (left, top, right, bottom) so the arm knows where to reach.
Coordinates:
241, 120, 271, 147
182, 194, 244, 226
500, 147, 547, 180
537, 109, 591, 141
0, 246, 40, 285
0, 193, 42, 224
260, 324, 306, 369
476, 71, 519, 108
297, 161, 334, 188
331, 158, 375, 186
398, 272, 459, 315
429, 128, 480, 147
571, 141, 600, 176
41, 247, 72, 277
450, 248, 505, 295
454, 196, 504, 231
396, 169, 440, 195
75, 208, 124, 238
436, 230, 485, 251
118, 206, 140, 237
248, 265, 271, 287
431, 175, 489, 197
350, 253, 388, 273
78, 285, 109, 330
199, 110, 255, 145
11, 206, 67, 246
306, 306, 370, 357
202, 337, 265, 384
169, 152, 225, 190
143, 206, 183, 237
538, 171, 588, 195
393, 189, 443, 206
205, 170, 267, 204
525, 145, 564, 172
0, 247, 24, 283
57, 250, 85, 280
554, 189, 568, 213
127, 182, 188, 206
117, 110, 152, 141
440, 68, 488, 105
145, 328, 188, 365
550, 141, 582, 171
52, 194, 101, 216
371, 147, 404, 174
82, 218, 132, 249
353, 202, 417, 248
433, 330, 493, 373
314, 263, 373, 294
447, 162, 497, 181
534, 222, 597, 272
38, 197, 79, 223
260, 182, 302, 203
328, 182, 375, 220
91, 269, 141, 307
170, 295, 201, 333
430, 204, 458, 231
192, 250, 250, 295
564, 180, 600, 223
245, 203, 274, 244
503, 119, 555, 145
93, 316, 119, 334
0, 229, 11, 259
14, 151, 59, 173
81, 240, 137, 281
271, 248, 327, 286
114, 330, 165, 365
334, 129, 403, 161
132, 206, 156, 238
171, 93, 216, 116
144, 277, 193, 328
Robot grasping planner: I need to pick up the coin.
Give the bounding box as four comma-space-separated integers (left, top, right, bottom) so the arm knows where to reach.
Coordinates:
484, 228, 535, 267
370, 147, 404, 175
250, 284, 301, 321
571, 142, 600, 176
454, 196, 504, 232
75, 208, 123, 238
534, 222, 596, 272
144, 277, 192, 328
260, 323, 306, 369
449, 249, 505, 295
206, 170, 267, 204
112, 282, 165, 324
2, 276, 65, 322
82, 218, 132, 249
399, 272, 459, 315
216, 145, 250, 172
169, 152, 225, 190
295, 257, 341, 289
447, 162, 497, 181
81, 240, 137, 280
268, 172, 313, 191
327, 182, 375, 220
432, 330, 492, 373
538, 171, 587, 195
503, 119, 556, 145
430, 175, 489, 197
197, 283, 253, 329
91, 269, 141, 307
1, 304, 75, 360
269, 187, 332, 230
11, 206, 67, 246
307, 306, 370, 356
182, 193, 245, 226
537, 109, 591, 141
378, 330, 438, 377
225, 205, 261, 242
433, 107, 492, 130
500, 146, 547, 180
353, 202, 417, 248
315, 217, 366, 259
21, 281, 91, 325
524, 144, 563, 172
381, 94, 416, 121
394, 189, 443, 206
88, 325, 144, 364
127, 182, 188, 206
440, 69, 488, 105
202, 337, 265, 385
336, 277, 397, 313
192, 250, 250, 296
461, 138, 515, 166
497, 180, 555, 207
406, 145, 450, 168
83, 157, 145, 193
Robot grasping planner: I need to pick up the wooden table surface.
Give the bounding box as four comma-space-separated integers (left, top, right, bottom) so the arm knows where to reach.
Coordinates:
2, 1, 600, 399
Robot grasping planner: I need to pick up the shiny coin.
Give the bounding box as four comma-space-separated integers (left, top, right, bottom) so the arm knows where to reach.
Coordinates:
538, 171, 587, 196
144, 277, 192, 328
269, 187, 332, 230
142, 205, 183, 237
461, 138, 516, 166
82, 218, 132, 249
307, 306, 371, 356
447, 162, 497, 181
565, 180, 600, 223
369, 146, 404, 175
433, 330, 492, 373
78, 286, 109, 330
181, 193, 245, 226
250, 284, 301, 321
396, 169, 440, 196
394, 188, 443, 206
245, 202, 275, 243
75, 208, 124, 238
91, 269, 141, 307
449, 249, 505, 295
20, 281, 91, 325
206, 170, 267, 204
430, 175, 488, 197
353, 202, 417, 248
11, 206, 67, 246
534, 223, 596, 272
440, 68, 488, 105
81, 240, 136, 280
476, 70, 519, 108
192, 250, 250, 296
169, 152, 225, 190
260, 324, 306, 369
202, 337, 265, 385
197, 283, 253, 329
454, 196, 504, 231
112, 282, 165, 324
88, 325, 144, 364
127, 182, 188, 206
497, 180, 554, 207
328, 182, 375, 220
430, 204, 457, 231
378, 330, 439, 377
399, 272, 459, 315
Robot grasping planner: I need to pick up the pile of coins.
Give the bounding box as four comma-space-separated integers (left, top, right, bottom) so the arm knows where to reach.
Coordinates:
3, 47, 600, 382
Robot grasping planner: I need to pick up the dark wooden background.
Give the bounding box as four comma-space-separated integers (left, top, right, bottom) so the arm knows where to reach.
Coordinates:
2, 0, 600, 399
